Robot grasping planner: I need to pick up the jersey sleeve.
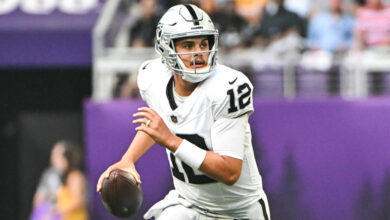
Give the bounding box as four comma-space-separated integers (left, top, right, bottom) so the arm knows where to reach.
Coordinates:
210, 114, 249, 159
212, 72, 254, 120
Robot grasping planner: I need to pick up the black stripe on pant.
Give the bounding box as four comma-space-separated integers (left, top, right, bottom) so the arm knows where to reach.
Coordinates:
259, 198, 269, 220
234, 198, 269, 220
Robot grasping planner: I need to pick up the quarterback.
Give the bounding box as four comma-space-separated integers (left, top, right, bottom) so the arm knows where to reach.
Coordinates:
97, 4, 270, 220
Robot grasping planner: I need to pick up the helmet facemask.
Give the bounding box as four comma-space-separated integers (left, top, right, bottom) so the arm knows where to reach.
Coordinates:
155, 4, 219, 83
172, 34, 218, 82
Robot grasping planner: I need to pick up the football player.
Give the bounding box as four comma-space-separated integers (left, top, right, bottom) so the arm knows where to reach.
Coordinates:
97, 4, 270, 220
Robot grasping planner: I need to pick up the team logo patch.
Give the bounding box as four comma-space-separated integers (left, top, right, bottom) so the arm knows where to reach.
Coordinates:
170, 115, 178, 123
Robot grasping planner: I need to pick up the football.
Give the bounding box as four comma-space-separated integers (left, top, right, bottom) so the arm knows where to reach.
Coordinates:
100, 169, 143, 218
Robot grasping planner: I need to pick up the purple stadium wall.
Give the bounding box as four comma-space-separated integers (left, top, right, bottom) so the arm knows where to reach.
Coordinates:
84, 98, 390, 220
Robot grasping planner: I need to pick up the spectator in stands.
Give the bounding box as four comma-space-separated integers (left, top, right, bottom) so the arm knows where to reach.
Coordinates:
55, 140, 88, 220
129, 0, 160, 47
349, 0, 390, 96
350, 0, 366, 14
307, 0, 355, 53
199, 0, 217, 13
31, 142, 64, 219
284, 0, 312, 18
252, 0, 307, 47
234, 0, 269, 24
355, 0, 366, 7
355, 0, 390, 50
30, 140, 88, 220
209, 0, 249, 50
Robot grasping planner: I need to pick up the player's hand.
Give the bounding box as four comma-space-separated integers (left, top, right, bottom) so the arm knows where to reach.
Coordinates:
96, 159, 141, 193
133, 107, 182, 152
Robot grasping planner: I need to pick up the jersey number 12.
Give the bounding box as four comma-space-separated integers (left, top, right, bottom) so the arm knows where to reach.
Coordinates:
227, 82, 251, 113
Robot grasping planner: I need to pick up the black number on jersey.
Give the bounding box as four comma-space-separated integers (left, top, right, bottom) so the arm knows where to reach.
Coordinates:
169, 134, 217, 184
227, 82, 252, 113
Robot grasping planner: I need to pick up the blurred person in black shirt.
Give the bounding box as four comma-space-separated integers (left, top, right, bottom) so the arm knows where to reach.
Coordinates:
252, 0, 307, 46
211, 0, 249, 50
129, 0, 160, 47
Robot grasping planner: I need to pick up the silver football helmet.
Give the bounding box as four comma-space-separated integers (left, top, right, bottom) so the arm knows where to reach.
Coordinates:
155, 4, 219, 83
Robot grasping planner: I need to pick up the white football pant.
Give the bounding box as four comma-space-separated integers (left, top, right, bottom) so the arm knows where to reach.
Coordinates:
144, 190, 270, 220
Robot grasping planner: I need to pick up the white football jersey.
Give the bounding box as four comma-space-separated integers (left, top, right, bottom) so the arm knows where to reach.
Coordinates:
138, 58, 264, 213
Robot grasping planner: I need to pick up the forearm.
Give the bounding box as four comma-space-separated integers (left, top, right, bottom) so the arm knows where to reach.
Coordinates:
200, 152, 242, 186
121, 131, 156, 163
97, 131, 152, 191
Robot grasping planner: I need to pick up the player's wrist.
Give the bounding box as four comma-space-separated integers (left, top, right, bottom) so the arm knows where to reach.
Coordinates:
174, 139, 207, 169
119, 157, 134, 166
166, 135, 182, 152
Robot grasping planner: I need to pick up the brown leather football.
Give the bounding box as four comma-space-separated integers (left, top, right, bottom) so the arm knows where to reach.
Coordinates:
100, 169, 143, 218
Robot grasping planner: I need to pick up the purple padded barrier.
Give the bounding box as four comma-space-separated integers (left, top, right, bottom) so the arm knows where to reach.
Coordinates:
85, 98, 390, 220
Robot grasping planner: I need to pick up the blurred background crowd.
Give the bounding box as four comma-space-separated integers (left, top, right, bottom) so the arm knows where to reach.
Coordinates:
100, 0, 390, 100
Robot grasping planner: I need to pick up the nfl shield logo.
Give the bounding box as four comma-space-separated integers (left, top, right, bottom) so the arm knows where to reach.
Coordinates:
170, 115, 178, 123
